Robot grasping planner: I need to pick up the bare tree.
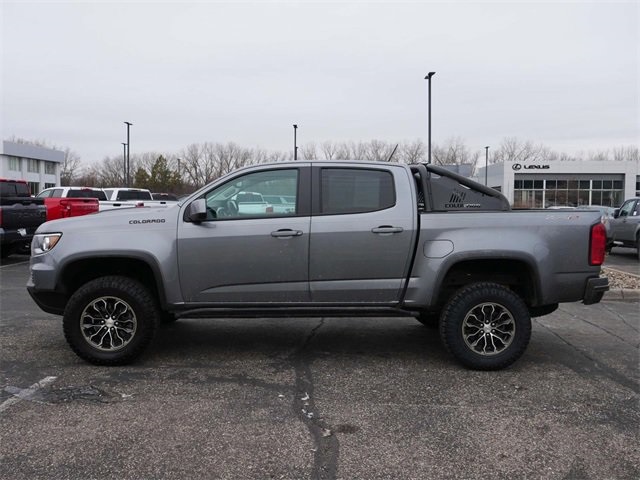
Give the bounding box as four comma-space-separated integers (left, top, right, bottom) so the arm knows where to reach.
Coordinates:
398, 139, 426, 164
320, 141, 339, 160
60, 147, 82, 184
492, 137, 549, 164
300, 142, 318, 160
612, 145, 639, 162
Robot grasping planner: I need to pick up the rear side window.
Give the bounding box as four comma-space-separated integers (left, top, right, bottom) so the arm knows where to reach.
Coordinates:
0, 181, 30, 197
320, 168, 395, 215
116, 190, 152, 201
68, 189, 107, 200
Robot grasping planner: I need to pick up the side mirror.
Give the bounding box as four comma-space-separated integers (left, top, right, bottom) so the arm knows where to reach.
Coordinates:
613, 208, 620, 218
186, 199, 208, 223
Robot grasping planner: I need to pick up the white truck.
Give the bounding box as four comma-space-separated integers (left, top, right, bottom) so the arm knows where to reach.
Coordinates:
101, 188, 178, 211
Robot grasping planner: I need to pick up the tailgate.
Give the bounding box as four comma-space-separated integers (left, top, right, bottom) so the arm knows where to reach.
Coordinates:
61, 198, 99, 218
0, 199, 47, 230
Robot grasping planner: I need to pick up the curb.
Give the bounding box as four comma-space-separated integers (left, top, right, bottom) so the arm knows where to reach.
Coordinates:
603, 289, 640, 302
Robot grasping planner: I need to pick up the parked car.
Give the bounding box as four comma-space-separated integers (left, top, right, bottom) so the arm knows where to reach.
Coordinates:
101, 187, 178, 211
0, 179, 46, 258
582, 205, 616, 243
28, 161, 608, 370
263, 195, 296, 214
608, 197, 640, 259
36, 187, 102, 220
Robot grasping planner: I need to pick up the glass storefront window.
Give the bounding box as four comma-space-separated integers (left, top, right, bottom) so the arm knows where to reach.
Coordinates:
514, 175, 625, 208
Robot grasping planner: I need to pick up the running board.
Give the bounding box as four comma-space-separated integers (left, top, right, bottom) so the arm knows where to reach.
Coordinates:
175, 306, 418, 319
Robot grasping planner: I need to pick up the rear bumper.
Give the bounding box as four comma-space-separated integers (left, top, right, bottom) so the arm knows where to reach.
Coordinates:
582, 277, 609, 305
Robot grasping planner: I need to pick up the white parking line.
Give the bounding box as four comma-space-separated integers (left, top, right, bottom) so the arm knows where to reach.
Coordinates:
0, 376, 57, 414
0, 260, 30, 269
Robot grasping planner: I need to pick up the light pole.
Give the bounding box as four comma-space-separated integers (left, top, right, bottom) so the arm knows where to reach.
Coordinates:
121, 142, 127, 184
124, 121, 133, 186
424, 72, 435, 164
485, 146, 490, 186
293, 124, 298, 160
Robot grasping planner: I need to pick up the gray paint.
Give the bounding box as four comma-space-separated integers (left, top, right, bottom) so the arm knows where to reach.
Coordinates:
28, 161, 605, 316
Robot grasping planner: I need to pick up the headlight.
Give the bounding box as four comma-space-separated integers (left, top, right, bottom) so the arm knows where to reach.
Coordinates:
32, 233, 62, 255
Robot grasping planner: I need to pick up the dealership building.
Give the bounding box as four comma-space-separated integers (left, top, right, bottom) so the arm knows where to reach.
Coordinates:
474, 160, 640, 209
0, 141, 64, 194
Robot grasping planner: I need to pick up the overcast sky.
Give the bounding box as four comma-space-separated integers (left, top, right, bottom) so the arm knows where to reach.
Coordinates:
1, 0, 638, 163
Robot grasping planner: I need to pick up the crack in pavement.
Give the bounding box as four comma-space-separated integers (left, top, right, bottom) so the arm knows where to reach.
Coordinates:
557, 306, 639, 349
288, 319, 339, 480
534, 319, 639, 394
599, 302, 640, 333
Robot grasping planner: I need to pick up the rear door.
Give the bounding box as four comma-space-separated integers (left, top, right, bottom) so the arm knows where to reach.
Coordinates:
177, 165, 311, 304
309, 164, 416, 303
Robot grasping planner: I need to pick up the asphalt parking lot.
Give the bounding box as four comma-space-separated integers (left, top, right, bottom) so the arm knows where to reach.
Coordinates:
1, 257, 638, 479
607, 246, 640, 275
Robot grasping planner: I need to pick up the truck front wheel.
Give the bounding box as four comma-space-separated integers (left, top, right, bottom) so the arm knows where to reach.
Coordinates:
439, 282, 531, 370
63, 276, 159, 365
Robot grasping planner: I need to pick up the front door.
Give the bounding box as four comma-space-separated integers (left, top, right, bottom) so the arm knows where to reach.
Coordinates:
611, 198, 638, 243
177, 167, 311, 304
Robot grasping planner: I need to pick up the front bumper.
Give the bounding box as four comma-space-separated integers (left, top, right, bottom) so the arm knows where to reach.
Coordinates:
582, 277, 609, 305
27, 286, 67, 315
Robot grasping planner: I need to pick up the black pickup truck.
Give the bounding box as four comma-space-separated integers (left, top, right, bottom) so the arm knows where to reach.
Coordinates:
0, 179, 47, 258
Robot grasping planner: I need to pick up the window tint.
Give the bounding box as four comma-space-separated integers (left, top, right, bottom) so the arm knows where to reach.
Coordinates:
68, 189, 107, 200
619, 200, 635, 217
320, 168, 395, 215
1, 181, 30, 197
116, 190, 153, 201
204, 169, 298, 219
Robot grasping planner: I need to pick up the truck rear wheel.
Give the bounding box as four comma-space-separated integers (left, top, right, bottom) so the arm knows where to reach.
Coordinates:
439, 282, 531, 370
63, 276, 159, 365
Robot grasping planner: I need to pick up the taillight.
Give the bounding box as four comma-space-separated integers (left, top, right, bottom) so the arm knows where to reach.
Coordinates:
589, 223, 606, 266
60, 199, 71, 218
266, 206, 273, 213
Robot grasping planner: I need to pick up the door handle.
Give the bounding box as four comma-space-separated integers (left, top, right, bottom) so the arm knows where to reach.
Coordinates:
371, 226, 404, 234
271, 229, 303, 238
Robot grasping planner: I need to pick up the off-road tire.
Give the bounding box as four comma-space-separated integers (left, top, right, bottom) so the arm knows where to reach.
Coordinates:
63, 276, 159, 365
439, 282, 531, 371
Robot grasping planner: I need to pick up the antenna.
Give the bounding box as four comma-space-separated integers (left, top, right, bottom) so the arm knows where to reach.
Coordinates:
387, 144, 399, 162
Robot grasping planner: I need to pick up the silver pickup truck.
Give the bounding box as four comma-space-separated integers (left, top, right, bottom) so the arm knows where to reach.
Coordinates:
27, 161, 609, 370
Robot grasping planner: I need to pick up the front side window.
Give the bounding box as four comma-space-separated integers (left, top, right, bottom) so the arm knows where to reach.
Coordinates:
320, 168, 395, 215
204, 169, 298, 220
618, 200, 636, 217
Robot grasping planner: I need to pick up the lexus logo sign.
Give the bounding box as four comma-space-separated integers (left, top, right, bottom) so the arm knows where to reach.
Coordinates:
512, 163, 550, 171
